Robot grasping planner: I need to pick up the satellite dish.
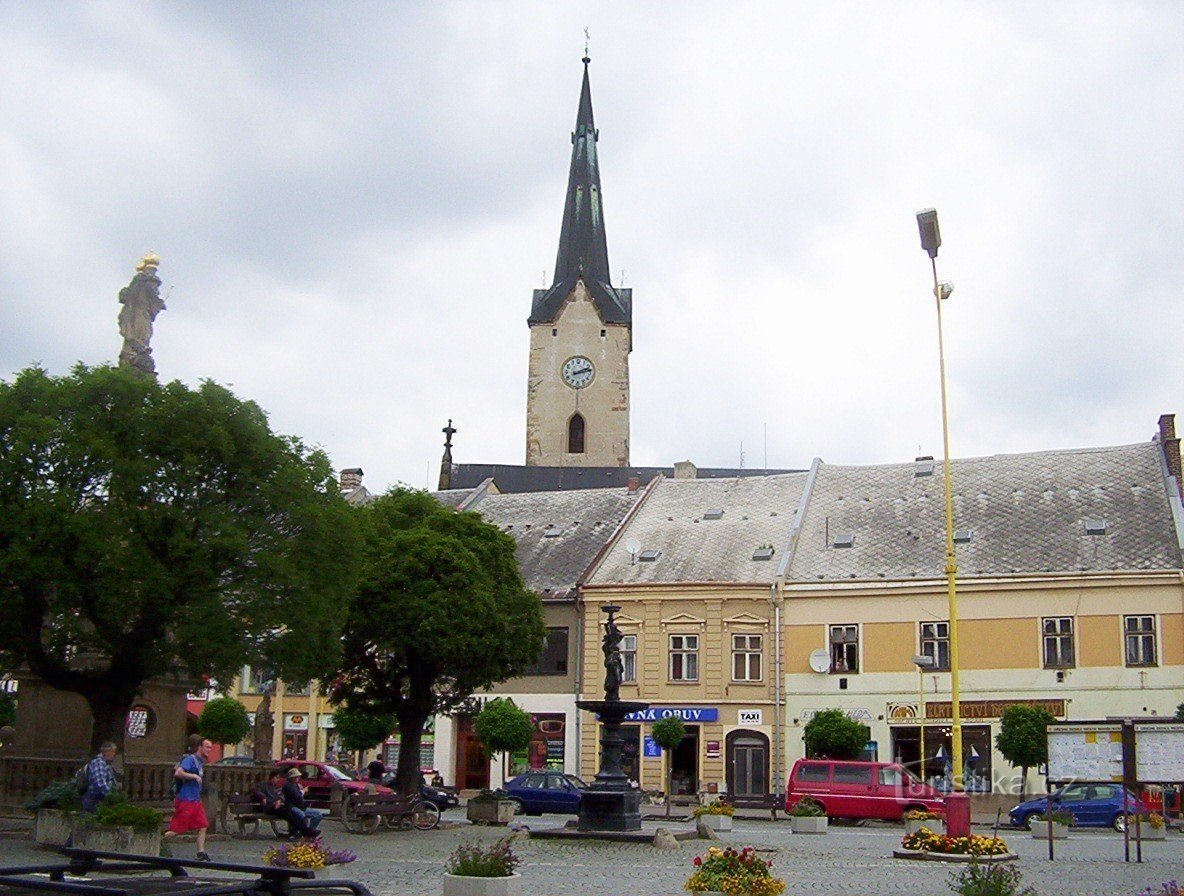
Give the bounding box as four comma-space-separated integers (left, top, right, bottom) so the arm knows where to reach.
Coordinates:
625, 537, 641, 564
808, 649, 830, 674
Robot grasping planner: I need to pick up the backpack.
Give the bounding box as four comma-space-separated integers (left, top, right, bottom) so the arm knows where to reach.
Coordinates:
172, 755, 188, 796
75, 763, 90, 795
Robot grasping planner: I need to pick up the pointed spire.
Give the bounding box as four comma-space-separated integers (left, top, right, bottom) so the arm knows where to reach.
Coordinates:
530, 56, 631, 327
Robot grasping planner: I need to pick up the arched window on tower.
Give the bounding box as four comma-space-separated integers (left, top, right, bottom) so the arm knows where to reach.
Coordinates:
567, 413, 586, 454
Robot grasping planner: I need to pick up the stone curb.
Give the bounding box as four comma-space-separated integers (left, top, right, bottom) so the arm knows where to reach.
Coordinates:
892, 848, 1018, 863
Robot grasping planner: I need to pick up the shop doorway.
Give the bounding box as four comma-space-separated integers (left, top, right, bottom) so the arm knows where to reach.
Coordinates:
282, 732, 307, 759
669, 725, 699, 796
454, 715, 490, 790
726, 730, 769, 798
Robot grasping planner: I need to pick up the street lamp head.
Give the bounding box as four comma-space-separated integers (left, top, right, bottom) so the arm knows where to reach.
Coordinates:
916, 208, 941, 259
912, 654, 936, 669
937, 280, 954, 301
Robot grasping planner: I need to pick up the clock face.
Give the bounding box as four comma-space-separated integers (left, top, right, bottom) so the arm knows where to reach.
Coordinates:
561, 356, 595, 389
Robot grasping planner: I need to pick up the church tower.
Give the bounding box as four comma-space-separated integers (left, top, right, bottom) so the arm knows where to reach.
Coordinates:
525, 56, 632, 467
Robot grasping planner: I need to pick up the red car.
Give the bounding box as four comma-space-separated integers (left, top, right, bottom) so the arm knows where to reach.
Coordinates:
785, 759, 945, 820
276, 760, 391, 807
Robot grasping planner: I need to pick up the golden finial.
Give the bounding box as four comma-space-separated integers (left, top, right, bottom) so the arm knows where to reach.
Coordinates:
135, 252, 160, 272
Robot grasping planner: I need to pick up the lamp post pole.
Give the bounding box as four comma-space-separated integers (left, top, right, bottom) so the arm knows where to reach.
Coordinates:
916, 208, 969, 837
912, 654, 935, 783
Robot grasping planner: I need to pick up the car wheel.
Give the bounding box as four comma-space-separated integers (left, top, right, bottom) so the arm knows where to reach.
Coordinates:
1113, 813, 1127, 833
1021, 811, 1043, 830
510, 799, 525, 815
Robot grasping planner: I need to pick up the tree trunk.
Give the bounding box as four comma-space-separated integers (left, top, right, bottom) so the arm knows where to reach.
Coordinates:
84, 688, 136, 756
1020, 765, 1029, 801
394, 713, 428, 795
665, 763, 672, 819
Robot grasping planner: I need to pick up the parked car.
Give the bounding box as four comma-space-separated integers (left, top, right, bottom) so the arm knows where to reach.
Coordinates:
276, 759, 392, 806
1009, 783, 1147, 831
212, 755, 258, 766
502, 771, 587, 815
420, 781, 460, 809
784, 759, 945, 821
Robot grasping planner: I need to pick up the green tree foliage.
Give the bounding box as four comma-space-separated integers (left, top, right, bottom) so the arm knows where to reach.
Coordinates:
331, 706, 396, 755
0, 365, 360, 752
0, 691, 14, 728
198, 696, 251, 746
1176, 702, 1184, 721
651, 716, 686, 819
329, 489, 545, 794
474, 698, 534, 780
803, 709, 868, 760
995, 705, 1055, 797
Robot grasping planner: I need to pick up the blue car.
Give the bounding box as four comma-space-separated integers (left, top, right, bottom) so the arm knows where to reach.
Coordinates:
1009, 783, 1147, 832
502, 771, 587, 815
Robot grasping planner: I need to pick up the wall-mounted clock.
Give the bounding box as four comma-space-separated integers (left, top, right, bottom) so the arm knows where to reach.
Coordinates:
561, 356, 595, 389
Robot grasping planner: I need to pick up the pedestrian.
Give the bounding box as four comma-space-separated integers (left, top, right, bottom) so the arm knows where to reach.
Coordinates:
81, 742, 120, 812
282, 768, 323, 833
254, 768, 316, 839
366, 759, 385, 785
164, 735, 212, 861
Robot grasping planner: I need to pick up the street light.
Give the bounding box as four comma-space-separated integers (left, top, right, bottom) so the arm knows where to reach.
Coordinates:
911, 654, 935, 783
916, 207, 969, 837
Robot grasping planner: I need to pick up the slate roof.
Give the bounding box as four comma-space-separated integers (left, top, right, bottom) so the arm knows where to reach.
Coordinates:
786, 442, 1183, 582
588, 473, 809, 585
448, 464, 800, 494
466, 486, 641, 600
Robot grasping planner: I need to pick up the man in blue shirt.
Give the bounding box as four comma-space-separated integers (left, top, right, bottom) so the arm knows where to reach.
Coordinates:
81, 742, 119, 812
164, 737, 212, 861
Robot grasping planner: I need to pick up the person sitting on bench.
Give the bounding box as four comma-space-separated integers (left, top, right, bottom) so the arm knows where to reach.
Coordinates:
282, 767, 323, 832
254, 769, 317, 839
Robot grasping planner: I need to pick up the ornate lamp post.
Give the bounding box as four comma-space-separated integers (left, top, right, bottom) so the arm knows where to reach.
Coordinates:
912, 654, 936, 782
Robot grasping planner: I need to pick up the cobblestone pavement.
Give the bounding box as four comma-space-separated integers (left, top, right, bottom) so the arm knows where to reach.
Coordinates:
1, 813, 1177, 896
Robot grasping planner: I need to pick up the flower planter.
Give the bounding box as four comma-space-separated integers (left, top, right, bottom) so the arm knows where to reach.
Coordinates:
442, 872, 521, 896
1136, 825, 1167, 840
34, 809, 74, 846
72, 821, 161, 855
1029, 820, 1069, 840
790, 816, 828, 834
904, 819, 944, 836
466, 800, 516, 826
697, 814, 733, 832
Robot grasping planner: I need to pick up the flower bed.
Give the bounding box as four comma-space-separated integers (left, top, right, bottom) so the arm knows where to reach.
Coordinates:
693, 800, 736, 818
685, 846, 786, 896
263, 838, 357, 869
901, 828, 1009, 856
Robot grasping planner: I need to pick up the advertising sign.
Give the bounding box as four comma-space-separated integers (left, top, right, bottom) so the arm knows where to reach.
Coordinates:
643, 736, 661, 758
624, 707, 719, 722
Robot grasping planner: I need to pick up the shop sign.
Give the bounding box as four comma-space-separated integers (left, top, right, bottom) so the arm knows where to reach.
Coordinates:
706, 740, 721, 758
738, 709, 763, 725
926, 699, 1065, 720
126, 704, 156, 739
624, 707, 719, 723
643, 736, 661, 758
283, 713, 308, 731
801, 707, 874, 723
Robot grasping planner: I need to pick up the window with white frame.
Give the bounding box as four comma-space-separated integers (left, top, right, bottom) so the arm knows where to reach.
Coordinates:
829, 624, 859, 673
621, 634, 637, 683
732, 634, 763, 681
1124, 615, 1157, 667
669, 634, 699, 681
1042, 617, 1075, 668
920, 621, 950, 671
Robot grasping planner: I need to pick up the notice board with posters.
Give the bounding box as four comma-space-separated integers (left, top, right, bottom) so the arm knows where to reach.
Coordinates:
1134, 723, 1184, 782
1047, 723, 1124, 782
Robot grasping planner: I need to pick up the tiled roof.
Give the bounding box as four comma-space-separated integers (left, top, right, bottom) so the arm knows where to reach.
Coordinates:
786, 442, 1182, 582
448, 464, 800, 494
588, 473, 809, 585
467, 486, 641, 599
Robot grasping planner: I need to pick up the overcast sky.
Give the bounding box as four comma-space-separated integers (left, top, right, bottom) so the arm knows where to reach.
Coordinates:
3, 2, 1182, 493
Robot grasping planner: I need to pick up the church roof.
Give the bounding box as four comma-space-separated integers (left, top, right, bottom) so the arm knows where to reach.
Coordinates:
448, 464, 801, 494
529, 57, 632, 327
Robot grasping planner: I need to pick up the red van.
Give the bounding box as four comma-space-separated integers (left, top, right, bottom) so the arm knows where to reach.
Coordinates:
785, 759, 945, 820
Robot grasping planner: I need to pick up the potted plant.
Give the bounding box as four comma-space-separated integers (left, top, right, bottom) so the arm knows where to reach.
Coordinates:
693, 799, 735, 832
903, 808, 945, 835
1128, 813, 1167, 840
263, 838, 358, 869
685, 846, 785, 895
1029, 809, 1071, 840
466, 789, 518, 826
72, 792, 164, 855
789, 796, 828, 834
443, 838, 521, 896
27, 781, 81, 846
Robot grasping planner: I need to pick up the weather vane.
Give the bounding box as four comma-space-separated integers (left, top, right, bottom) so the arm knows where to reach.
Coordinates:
583, 27, 590, 59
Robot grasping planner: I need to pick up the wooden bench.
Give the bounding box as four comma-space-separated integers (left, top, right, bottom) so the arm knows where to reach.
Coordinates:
339, 791, 439, 834
225, 793, 289, 838
728, 794, 782, 821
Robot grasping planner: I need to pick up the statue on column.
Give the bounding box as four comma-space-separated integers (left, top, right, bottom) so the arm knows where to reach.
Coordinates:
252, 686, 275, 762
118, 253, 166, 376
602, 609, 624, 702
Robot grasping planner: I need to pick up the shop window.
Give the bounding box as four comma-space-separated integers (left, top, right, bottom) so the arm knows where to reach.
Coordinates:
919, 621, 950, 671
732, 634, 763, 681
525, 627, 569, 675
243, 666, 275, 694
669, 634, 699, 681
621, 634, 637, 682
829, 624, 859, 673
1124, 615, 1157, 667
1042, 617, 1075, 668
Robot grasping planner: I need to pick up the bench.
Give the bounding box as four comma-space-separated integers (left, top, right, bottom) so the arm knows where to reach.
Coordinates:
225, 792, 288, 838
729, 794, 782, 821
339, 791, 439, 834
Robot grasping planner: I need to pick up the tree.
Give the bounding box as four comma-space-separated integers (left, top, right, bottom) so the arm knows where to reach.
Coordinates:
474, 698, 534, 782
996, 705, 1055, 798
331, 705, 396, 765
1176, 702, 1184, 721
803, 709, 867, 760
198, 697, 251, 746
328, 488, 546, 794
651, 716, 686, 819
0, 365, 360, 752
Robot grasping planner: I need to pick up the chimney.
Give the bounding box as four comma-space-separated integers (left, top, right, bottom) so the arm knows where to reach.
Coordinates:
673, 460, 698, 480
626, 476, 641, 493
339, 467, 364, 491
1157, 414, 1182, 499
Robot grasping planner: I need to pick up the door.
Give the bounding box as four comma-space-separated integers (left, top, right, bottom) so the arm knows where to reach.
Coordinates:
454, 715, 490, 790
727, 731, 769, 798
830, 762, 877, 818
669, 726, 700, 795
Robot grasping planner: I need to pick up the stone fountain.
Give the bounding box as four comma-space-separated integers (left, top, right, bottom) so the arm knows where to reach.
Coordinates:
574, 604, 649, 831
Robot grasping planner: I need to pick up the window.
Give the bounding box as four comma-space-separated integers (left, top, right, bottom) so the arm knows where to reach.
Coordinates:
833, 764, 873, 785
525, 627, 569, 675
920, 621, 950, 671
621, 635, 637, 683
795, 763, 830, 782
1124, 615, 1157, 667
829, 625, 859, 673
732, 634, 763, 681
244, 666, 275, 694
567, 414, 585, 454
669, 634, 699, 681
1042, 617, 1075, 668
